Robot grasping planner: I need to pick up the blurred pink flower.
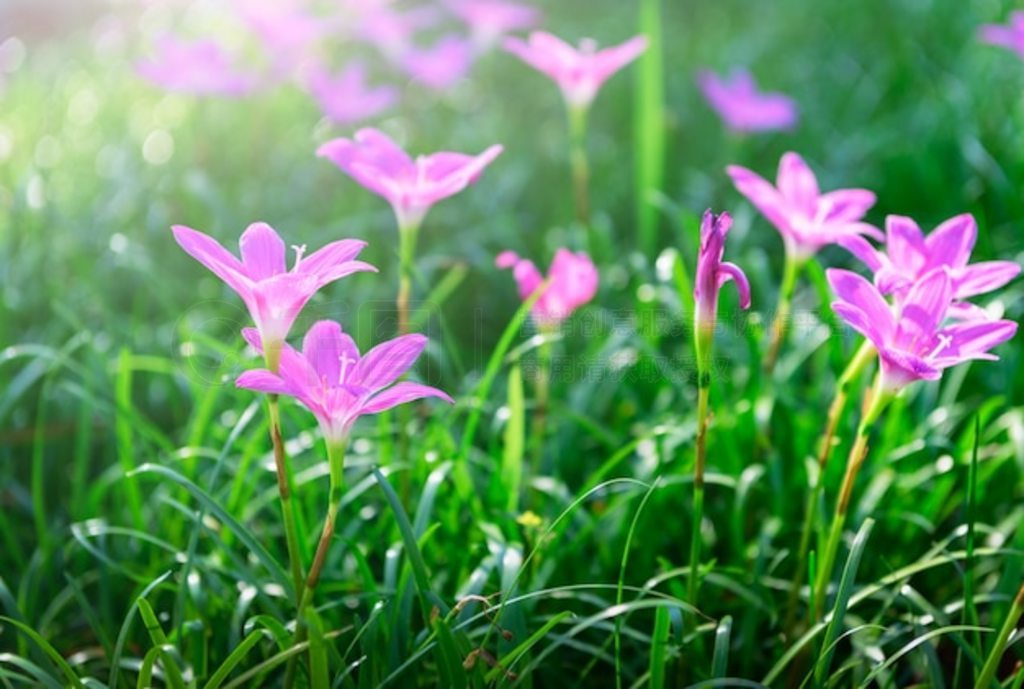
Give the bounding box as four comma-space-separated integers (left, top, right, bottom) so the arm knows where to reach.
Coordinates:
697, 69, 798, 133
238, 320, 452, 443
356, 4, 440, 62
239, 2, 337, 74
306, 62, 398, 124
317, 128, 503, 229
503, 31, 648, 109
727, 152, 880, 259
446, 0, 541, 49
839, 214, 1021, 316
171, 223, 375, 357
401, 35, 474, 90
496, 249, 598, 327
695, 210, 751, 340
137, 36, 255, 96
828, 267, 1017, 391
979, 11, 1024, 58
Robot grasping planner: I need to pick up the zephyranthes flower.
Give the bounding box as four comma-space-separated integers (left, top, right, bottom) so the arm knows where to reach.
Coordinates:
400, 35, 474, 90
727, 152, 879, 259
979, 11, 1024, 59
237, 320, 453, 444
503, 31, 648, 110
137, 36, 255, 97
839, 214, 1020, 316
446, 0, 541, 50
694, 210, 752, 351
306, 62, 398, 125
495, 248, 599, 328
317, 128, 503, 231
172, 223, 375, 365
828, 267, 1017, 392
697, 68, 798, 134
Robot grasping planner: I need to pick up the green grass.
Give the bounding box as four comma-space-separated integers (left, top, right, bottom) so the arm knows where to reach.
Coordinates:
1, 0, 1023, 686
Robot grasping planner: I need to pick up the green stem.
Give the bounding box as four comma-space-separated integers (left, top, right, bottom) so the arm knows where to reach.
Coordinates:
284, 439, 348, 689
785, 341, 876, 630
764, 252, 804, 374
688, 383, 710, 607
397, 223, 419, 336
811, 374, 892, 622
530, 334, 553, 477
977, 583, 1024, 689
568, 105, 592, 235
267, 394, 304, 605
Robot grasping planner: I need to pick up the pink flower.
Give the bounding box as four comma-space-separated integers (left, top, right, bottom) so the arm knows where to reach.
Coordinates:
317, 128, 503, 230
828, 267, 1017, 392
727, 152, 880, 259
839, 214, 1020, 317
697, 69, 798, 133
137, 36, 255, 97
694, 211, 751, 340
306, 62, 398, 124
503, 31, 648, 109
239, 1, 336, 73
979, 11, 1024, 58
496, 249, 598, 327
171, 223, 376, 360
400, 35, 474, 90
445, 0, 541, 49
355, 4, 440, 62
237, 320, 452, 444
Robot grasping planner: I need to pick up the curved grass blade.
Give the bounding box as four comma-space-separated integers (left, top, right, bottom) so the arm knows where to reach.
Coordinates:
136, 597, 186, 689
0, 617, 85, 689
203, 630, 265, 689
712, 615, 732, 678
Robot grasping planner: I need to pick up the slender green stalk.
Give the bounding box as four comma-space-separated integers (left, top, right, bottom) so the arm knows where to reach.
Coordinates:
812, 374, 893, 621
785, 340, 876, 630
634, 0, 665, 256
285, 439, 348, 689
568, 104, 592, 233
397, 222, 420, 335
530, 333, 554, 476
977, 583, 1024, 689
763, 253, 804, 373
688, 384, 710, 607
267, 395, 304, 604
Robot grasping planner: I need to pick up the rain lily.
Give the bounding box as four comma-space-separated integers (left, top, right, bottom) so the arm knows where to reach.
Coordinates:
355, 4, 440, 62
137, 36, 254, 96
171, 223, 375, 366
697, 68, 798, 133
694, 210, 752, 355
503, 31, 648, 110
237, 320, 452, 444
400, 35, 474, 90
240, 2, 335, 74
839, 214, 1020, 313
306, 62, 398, 124
727, 152, 879, 259
446, 0, 541, 49
828, 267, 1017, 392
979, 11, 1024, 58
495, 249, 598, 328
317, 128, 503, 231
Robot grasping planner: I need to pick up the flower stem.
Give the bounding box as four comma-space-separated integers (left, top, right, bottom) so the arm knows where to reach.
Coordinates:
763, 253, 803, 374
267, 394, 304, 605
811, 374, 892, 622
397, 224, 419, 335
785, 341, 876, 630
284, 439, 347, 689
688, 382, 710, 607
530, 333, 553, 478
568, 105, 592, 235
977, 582, 1024, 689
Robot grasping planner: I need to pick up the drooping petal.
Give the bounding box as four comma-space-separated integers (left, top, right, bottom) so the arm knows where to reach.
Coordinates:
827, 268, 896, 340
776, 152, 820, 215
924, 213, 976, 270
718, 262, 751, 309
239, 222, 287, 281
838, 235, 887, 272
832, 302, 885, 349
236, 369, 292, 396
954, 260, 1021, 298
352, 334, 429, 392
171, 225, 251, 297
360, 381, 454, 415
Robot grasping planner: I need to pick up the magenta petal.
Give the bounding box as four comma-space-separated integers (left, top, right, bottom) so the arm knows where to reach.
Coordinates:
352, 334, 429, 391
924, 213, 976, 270
299, 239, 368, 280
239, 222, 287, 281
171, 225, 251, 298
955, 260, 1020, 298
821, 189, 876, 224
832, 302, 884, 348
236, 369, 292, 395
885, 215, 927, 273
300, 320, 345, 384
726, 164, 790, 233
827, 268, 896, 340
360, 381, 454, 415
718, 262, 751, 309
940, 319, 1018, 361
838, 235, 886, 272
776, 152, 820, 214
241, 327, 263, 353
247, 273, 319, 344
897, 268, 952, 346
